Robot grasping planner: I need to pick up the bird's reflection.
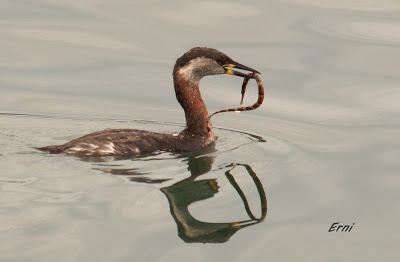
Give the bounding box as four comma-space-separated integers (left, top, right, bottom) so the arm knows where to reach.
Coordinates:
91, 146, 267, 243
162, 154, 267, 243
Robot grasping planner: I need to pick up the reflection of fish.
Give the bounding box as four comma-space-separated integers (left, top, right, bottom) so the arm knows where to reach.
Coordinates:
161, 162, 267, 243
36, 47, 262, 157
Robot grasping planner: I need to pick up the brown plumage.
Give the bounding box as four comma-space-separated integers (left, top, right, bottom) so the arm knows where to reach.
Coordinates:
37, 47, 264, 156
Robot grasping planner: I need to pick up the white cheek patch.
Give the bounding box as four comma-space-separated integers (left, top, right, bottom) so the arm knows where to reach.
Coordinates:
178, 57, 216, 81
178, 62, 195, 79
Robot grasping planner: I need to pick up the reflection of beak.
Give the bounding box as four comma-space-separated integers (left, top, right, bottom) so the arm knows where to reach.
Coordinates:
223, 62, 259, 77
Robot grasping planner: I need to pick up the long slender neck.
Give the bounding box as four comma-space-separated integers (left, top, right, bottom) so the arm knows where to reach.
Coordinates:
173, 71, 213, 137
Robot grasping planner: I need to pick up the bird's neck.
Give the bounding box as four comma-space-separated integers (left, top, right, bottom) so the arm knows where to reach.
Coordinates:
173, 71, 214, 138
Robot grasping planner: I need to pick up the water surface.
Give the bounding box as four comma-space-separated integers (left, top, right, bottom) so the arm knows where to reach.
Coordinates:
1, 1, 399, 261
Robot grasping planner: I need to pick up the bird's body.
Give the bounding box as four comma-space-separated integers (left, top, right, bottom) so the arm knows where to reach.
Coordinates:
39, 129, 214, 156
37, 47, 262, 156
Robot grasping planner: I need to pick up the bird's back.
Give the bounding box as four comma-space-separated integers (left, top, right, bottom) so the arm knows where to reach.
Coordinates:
37, 128, 215, 156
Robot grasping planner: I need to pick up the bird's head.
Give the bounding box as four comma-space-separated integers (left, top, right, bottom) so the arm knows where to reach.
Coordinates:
173, 47, 259, 83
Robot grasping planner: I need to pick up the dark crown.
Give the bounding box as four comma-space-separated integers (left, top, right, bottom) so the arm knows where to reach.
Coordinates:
173, 47, 234, 73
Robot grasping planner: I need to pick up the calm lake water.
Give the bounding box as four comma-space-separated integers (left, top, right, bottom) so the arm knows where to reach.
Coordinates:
1, 1, 399, 261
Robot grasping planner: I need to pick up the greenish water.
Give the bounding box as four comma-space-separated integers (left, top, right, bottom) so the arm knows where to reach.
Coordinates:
1, 1, 399, 261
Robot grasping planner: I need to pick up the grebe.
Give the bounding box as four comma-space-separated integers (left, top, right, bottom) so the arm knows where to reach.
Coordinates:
37, 47, 264, 156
